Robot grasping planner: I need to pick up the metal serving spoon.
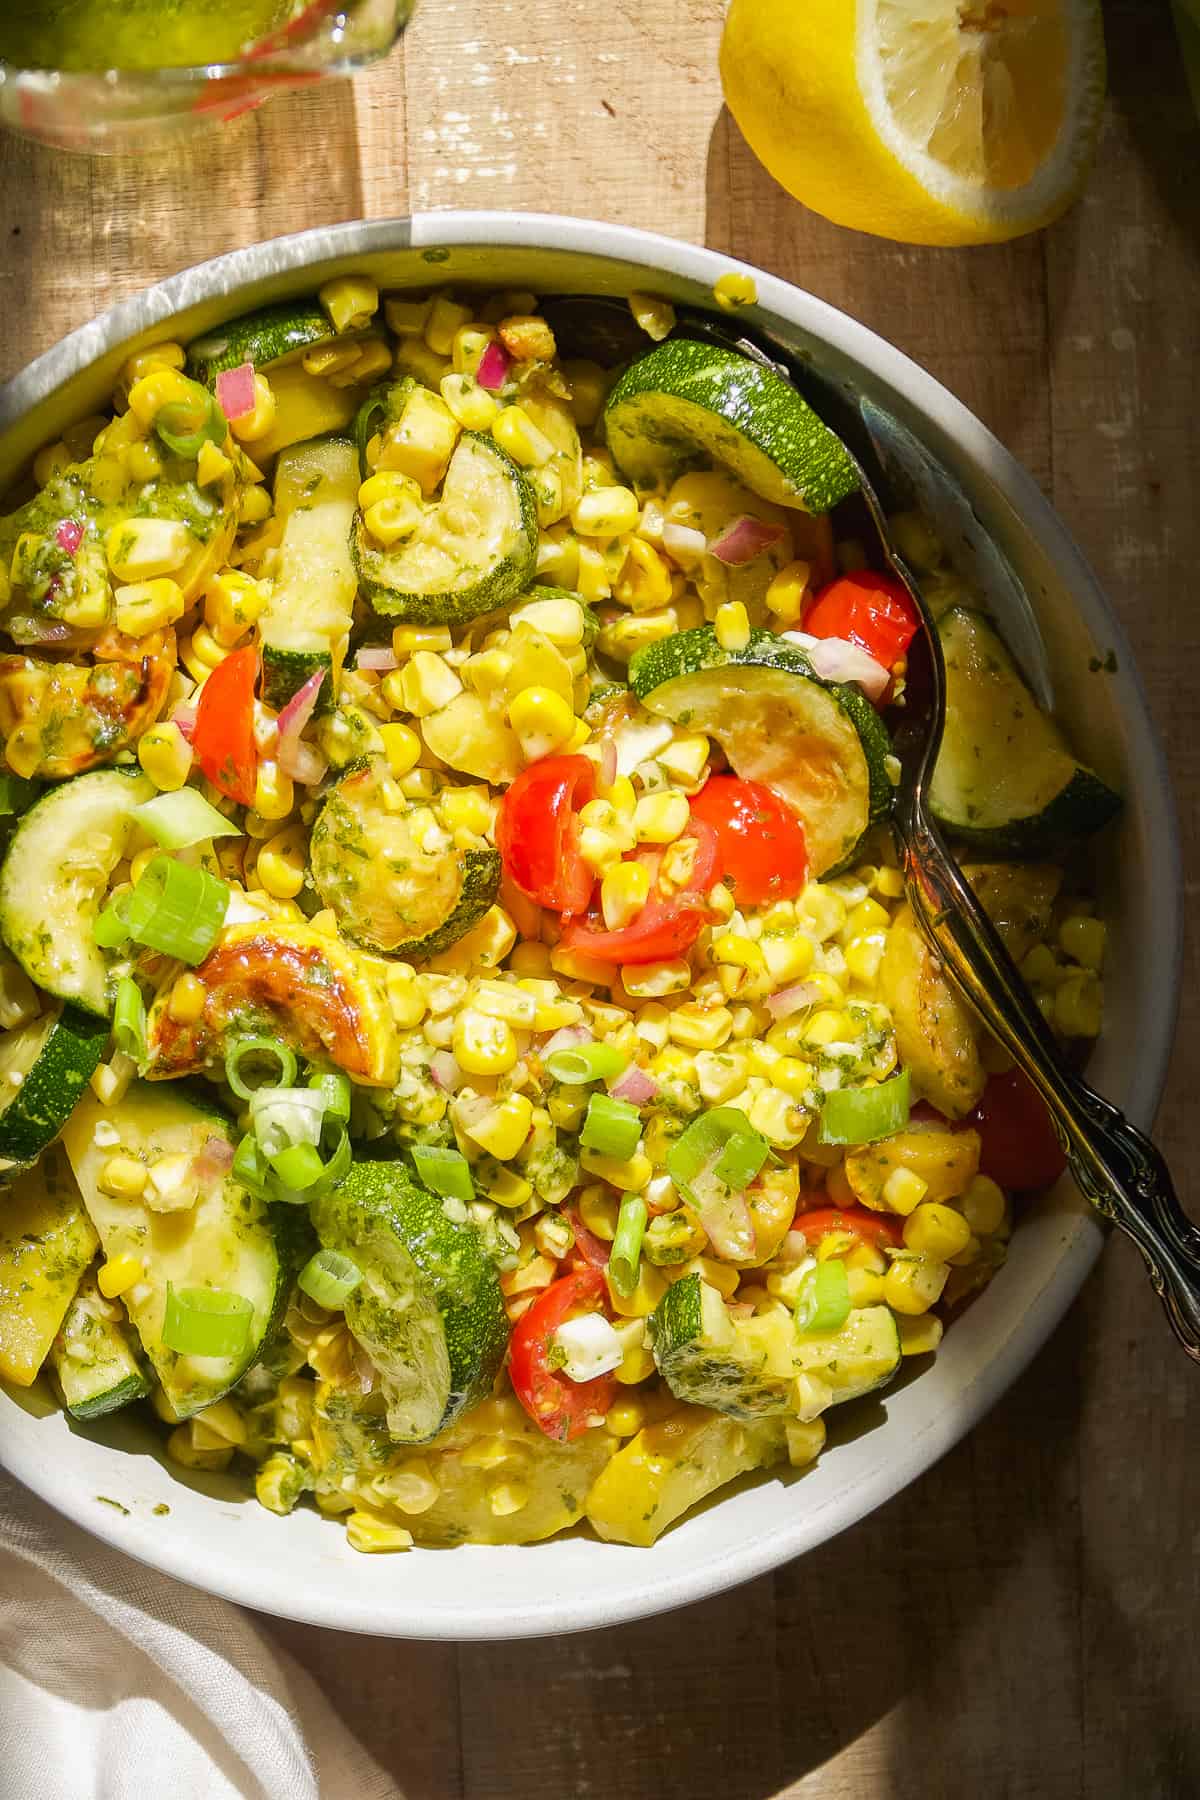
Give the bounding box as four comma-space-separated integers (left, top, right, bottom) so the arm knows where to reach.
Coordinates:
543, 294, 1200, 1360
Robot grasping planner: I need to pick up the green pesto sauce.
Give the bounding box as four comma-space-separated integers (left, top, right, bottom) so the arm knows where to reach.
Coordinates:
0, 0, 303, 73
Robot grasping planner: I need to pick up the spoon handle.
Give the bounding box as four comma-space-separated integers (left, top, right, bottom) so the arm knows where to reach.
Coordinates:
898, 813, 1200, 1363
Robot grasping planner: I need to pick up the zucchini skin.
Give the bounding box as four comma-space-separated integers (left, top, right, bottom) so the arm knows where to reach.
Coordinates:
0, 1004, 110, 1171
186, 302, 333, 381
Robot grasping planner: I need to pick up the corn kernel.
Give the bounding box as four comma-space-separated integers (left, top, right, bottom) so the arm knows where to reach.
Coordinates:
903, 1202, 972, 1260
238, 484, 273, 525
386, 964, 427, 1028
628, 291, 676, 341
98, 1156, 146, 1199
166, 1425, 232, 1473
846, 1267, 886, 1307
472, 979, 536, 1027
714, 600, 751, 652
255, 826, 306, 901
601, 861, 651, 931
400, 652, 463, 717
204, 569, 268, 646
168, 972, 208, 1024
657, 734, 711, 785
346, 1510, 414, 1554
884, 1257, 950, 1315
97, 1254, 144, 1300
373, 721, 419, 779
580, 1150, 652, 1193
896, 1312, 944, 1356
578, 1185, 620, 1242
1058, 914, 1106, 971
882, 1166, 929, 1216
764, 559, 812, 624
126, 366, 198, 429
714, 271, 758, 311
606, 1261, 669, 1318
492, 405, 556, 469
844, 932, 887, 986
464, 1093, 533, 1159
424, 293, 474, 356
105, 517, 193, 582
621, 960, 691, 999
480, 1167, 535, 1210
1053, 972, 1103, 1038
960, 1174, 1007, 1237
508, 685, 575, 761
615, 537, 673, 612
320, 274, 379, 334
873, 864, 906, 900
33, 440, 72, 486
632, 791, 690, 845
572, 486, 640, 538
516, 977, 581, 1030
439, 370, 501, 431
136, 721, 193, 793
453, 1009, 519, 1077
666, 1002, 733, 1051
230, 373, 277, 444
385, 295, 433, 338
604, 1397, 648, 1437
379, 388, 461, 493
253, 762, 294, 822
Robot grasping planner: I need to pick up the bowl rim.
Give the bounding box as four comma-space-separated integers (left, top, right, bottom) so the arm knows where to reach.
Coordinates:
0, 212, 1182, 1639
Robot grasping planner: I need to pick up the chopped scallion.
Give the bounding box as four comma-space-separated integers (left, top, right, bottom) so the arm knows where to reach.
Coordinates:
545, 1041, 628, 1085
307, 1070, 352, 1125
298, 1249, 362, 1310
794, 1259, 851, 1335
134, 788, 242, 850
112, 977, 146, 1063
224, 1037, 298, 1101
162, 1283, 252, 1359
96, 855, 230, 964
667, 1106, 767, 1204
268, 1141, 326, 1192
818, 1070, 911, 1146
411, 1144, 474, 1203
579, 1091, 642, 1160
609, 1194, 647, 1298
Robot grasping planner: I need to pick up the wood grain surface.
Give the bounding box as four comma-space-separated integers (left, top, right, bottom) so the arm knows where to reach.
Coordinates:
1, 1, 1197, 1794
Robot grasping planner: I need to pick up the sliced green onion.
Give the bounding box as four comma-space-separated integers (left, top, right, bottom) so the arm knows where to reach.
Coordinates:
135, 788, 242, 850
232, 1131, 272, 1199
314, 1122, 352, 1195
818, 1070, 911, 1146
713, 1127, 769, 1191
251, 1086, 326, 1156
298, 1249, 362, 1309
225, 1037, 298, 1101
794, 1259, 851, 1335
93, 895, 132, 950
545, 1041, 628, 1085
119, 855, 229, 963
269, 1141, 326, 1191
154, 384, 227, 459
112, 977, 146, 1062
0, 773, 39, 816
162, 1283, 252, 1359
579, 1092, 642, 1160
307, 1070, 351, 1125
609, 1194, 647, 1298
667, 1106, 767, 1203
411, 1144, 474, 1203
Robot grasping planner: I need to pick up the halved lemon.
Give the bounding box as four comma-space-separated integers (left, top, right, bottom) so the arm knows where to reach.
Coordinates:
720, 0, 1107, 246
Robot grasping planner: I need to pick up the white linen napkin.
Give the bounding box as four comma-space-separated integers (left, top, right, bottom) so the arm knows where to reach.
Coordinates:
0, 1472, 401, 1800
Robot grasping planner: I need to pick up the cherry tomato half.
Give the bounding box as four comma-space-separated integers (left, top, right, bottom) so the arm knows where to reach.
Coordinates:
689, 775, 808, 906
803, 571, 920, 673
968, 1069, 1068, 1192
496, 754, 596, 915
558, 818, 722, 965
508, 1267, 614, 1442
192, 644, 258, 806
791, 1207, 903, 1250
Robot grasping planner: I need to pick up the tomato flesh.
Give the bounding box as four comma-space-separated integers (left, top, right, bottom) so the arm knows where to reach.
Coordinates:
508, 1268, 614, 1442
689, 775, 808, 906
969, 1069, 1067, 1192
192, 644, 258, 806
496, 754, 596, 915
804, 571, 920, 673
792, 1206, 903, 1250
558, 818, 721, 965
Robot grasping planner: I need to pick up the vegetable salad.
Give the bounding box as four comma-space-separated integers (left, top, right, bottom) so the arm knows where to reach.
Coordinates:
0, 275, 1119, 1552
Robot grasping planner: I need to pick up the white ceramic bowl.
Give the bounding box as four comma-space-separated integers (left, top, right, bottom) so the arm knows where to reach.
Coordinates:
0, 215, 1181, 1640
